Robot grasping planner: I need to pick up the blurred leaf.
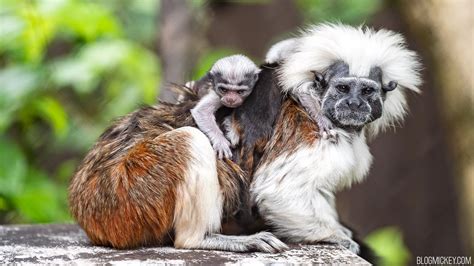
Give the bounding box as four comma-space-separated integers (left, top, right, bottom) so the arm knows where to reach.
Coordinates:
0, 196, 7, 211
33, 96, 69, 138
0, 15, 25, 52
80, 40, 128, 70
216, 0, 271, 4
57, 1, 121, 41
17, 2, 56, 63
120, 43, 160, 104
0, 0, 160, 224
0, 137, 27, 197
51, 39, 159, 97
50, 40, 130, 94
103, 84, 142, 120
297, 0, 382, 24
63, 119, 104, 151
50, 57, 97, 93
115, 0, 158, 44
365, 226, 411, 266
0, 66, 39, 131
12, 168, 70, 223
54, 159, 77, 183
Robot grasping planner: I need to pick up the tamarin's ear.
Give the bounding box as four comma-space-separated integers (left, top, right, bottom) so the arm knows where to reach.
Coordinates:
206, 72, 215, 82
311, 70, 326, 86
253, 73, 259, 82
383, 81, 398, 92
253, 69, 261, 81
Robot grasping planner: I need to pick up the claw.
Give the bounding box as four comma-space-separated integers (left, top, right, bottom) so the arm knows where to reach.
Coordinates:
316, 114, 338, 144
249, 232, 289, 253
323, 129, 338, 143
324, 235, 360, 254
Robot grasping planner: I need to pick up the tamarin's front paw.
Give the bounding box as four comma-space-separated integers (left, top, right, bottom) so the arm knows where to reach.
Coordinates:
247, 232, 289, 253
212, 137, 233, 159
321, 129, 338, 143
325, 235, 360, 254
342, 238, 360, 254
317, 115, 338, 143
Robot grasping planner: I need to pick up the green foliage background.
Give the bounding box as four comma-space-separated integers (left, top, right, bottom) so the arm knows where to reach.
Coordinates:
0, 0, 160, 223
0, 0, 408, 264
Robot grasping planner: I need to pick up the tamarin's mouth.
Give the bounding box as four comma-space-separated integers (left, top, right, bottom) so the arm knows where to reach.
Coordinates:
335, 110, 371, 127
222, 103, 241, 108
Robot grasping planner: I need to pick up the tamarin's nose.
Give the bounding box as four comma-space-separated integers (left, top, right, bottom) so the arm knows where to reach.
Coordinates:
346, 98, 362, 109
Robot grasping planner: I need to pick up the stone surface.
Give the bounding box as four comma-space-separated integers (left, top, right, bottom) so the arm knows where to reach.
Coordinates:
0, 224, 369, 264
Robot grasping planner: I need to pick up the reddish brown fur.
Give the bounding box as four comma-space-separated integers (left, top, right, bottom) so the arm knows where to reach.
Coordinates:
70, 130, 191, 248
257, 99, 319, 167
69, 101, 246, 249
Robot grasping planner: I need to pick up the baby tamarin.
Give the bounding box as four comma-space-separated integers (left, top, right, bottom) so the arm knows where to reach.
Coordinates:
190, 55, 260, 159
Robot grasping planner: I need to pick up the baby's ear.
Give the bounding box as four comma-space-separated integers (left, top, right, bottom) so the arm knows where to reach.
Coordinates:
206, 72, 215, 82
254, 69, 261, 81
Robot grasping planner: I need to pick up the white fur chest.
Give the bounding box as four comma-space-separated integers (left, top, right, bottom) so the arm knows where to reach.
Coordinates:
252, 130, 373, 199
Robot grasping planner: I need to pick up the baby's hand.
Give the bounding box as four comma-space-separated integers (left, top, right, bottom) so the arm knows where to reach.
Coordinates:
316, 115, 338, 143
212, 136, 233, 159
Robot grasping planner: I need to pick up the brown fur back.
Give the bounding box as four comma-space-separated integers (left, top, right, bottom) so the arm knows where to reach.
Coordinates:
69, 96, 246, 248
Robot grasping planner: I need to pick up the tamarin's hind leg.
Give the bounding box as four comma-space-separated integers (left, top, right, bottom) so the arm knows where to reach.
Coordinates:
70, 126, 197, 249
172, 126, 223, 248
172, 127, 288, 253
71, 126, 287, 252
193, 232, 289, 253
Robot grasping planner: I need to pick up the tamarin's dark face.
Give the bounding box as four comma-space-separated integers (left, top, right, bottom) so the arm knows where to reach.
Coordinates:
212, 71, 258, 108
320, 62, 397, 130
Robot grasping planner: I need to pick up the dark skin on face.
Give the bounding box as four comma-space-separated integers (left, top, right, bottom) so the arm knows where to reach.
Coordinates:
212, 72, 258, 108
319, 62, 398, 131
217, 87, 246, 108
191, 69, 260, 159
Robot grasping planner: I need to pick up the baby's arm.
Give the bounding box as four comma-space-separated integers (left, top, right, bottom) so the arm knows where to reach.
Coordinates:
191, 91, 233, 159
295, 71, 338, 142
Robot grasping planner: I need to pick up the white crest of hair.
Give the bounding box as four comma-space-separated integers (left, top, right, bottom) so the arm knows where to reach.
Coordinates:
210, 54, 260, 84
279, 23, 422, 137
265, 38, 299, 64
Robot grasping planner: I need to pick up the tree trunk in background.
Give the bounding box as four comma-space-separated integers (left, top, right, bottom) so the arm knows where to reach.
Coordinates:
398, 0, 474, 255
207, 0, 301, 59
158, 0, 203, 102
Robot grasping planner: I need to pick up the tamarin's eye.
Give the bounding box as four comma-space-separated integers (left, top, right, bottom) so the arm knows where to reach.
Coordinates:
218, 87, 228, 94
237, 90, 245, 95
362, 86, 374, 95
336, 85, 350, 93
